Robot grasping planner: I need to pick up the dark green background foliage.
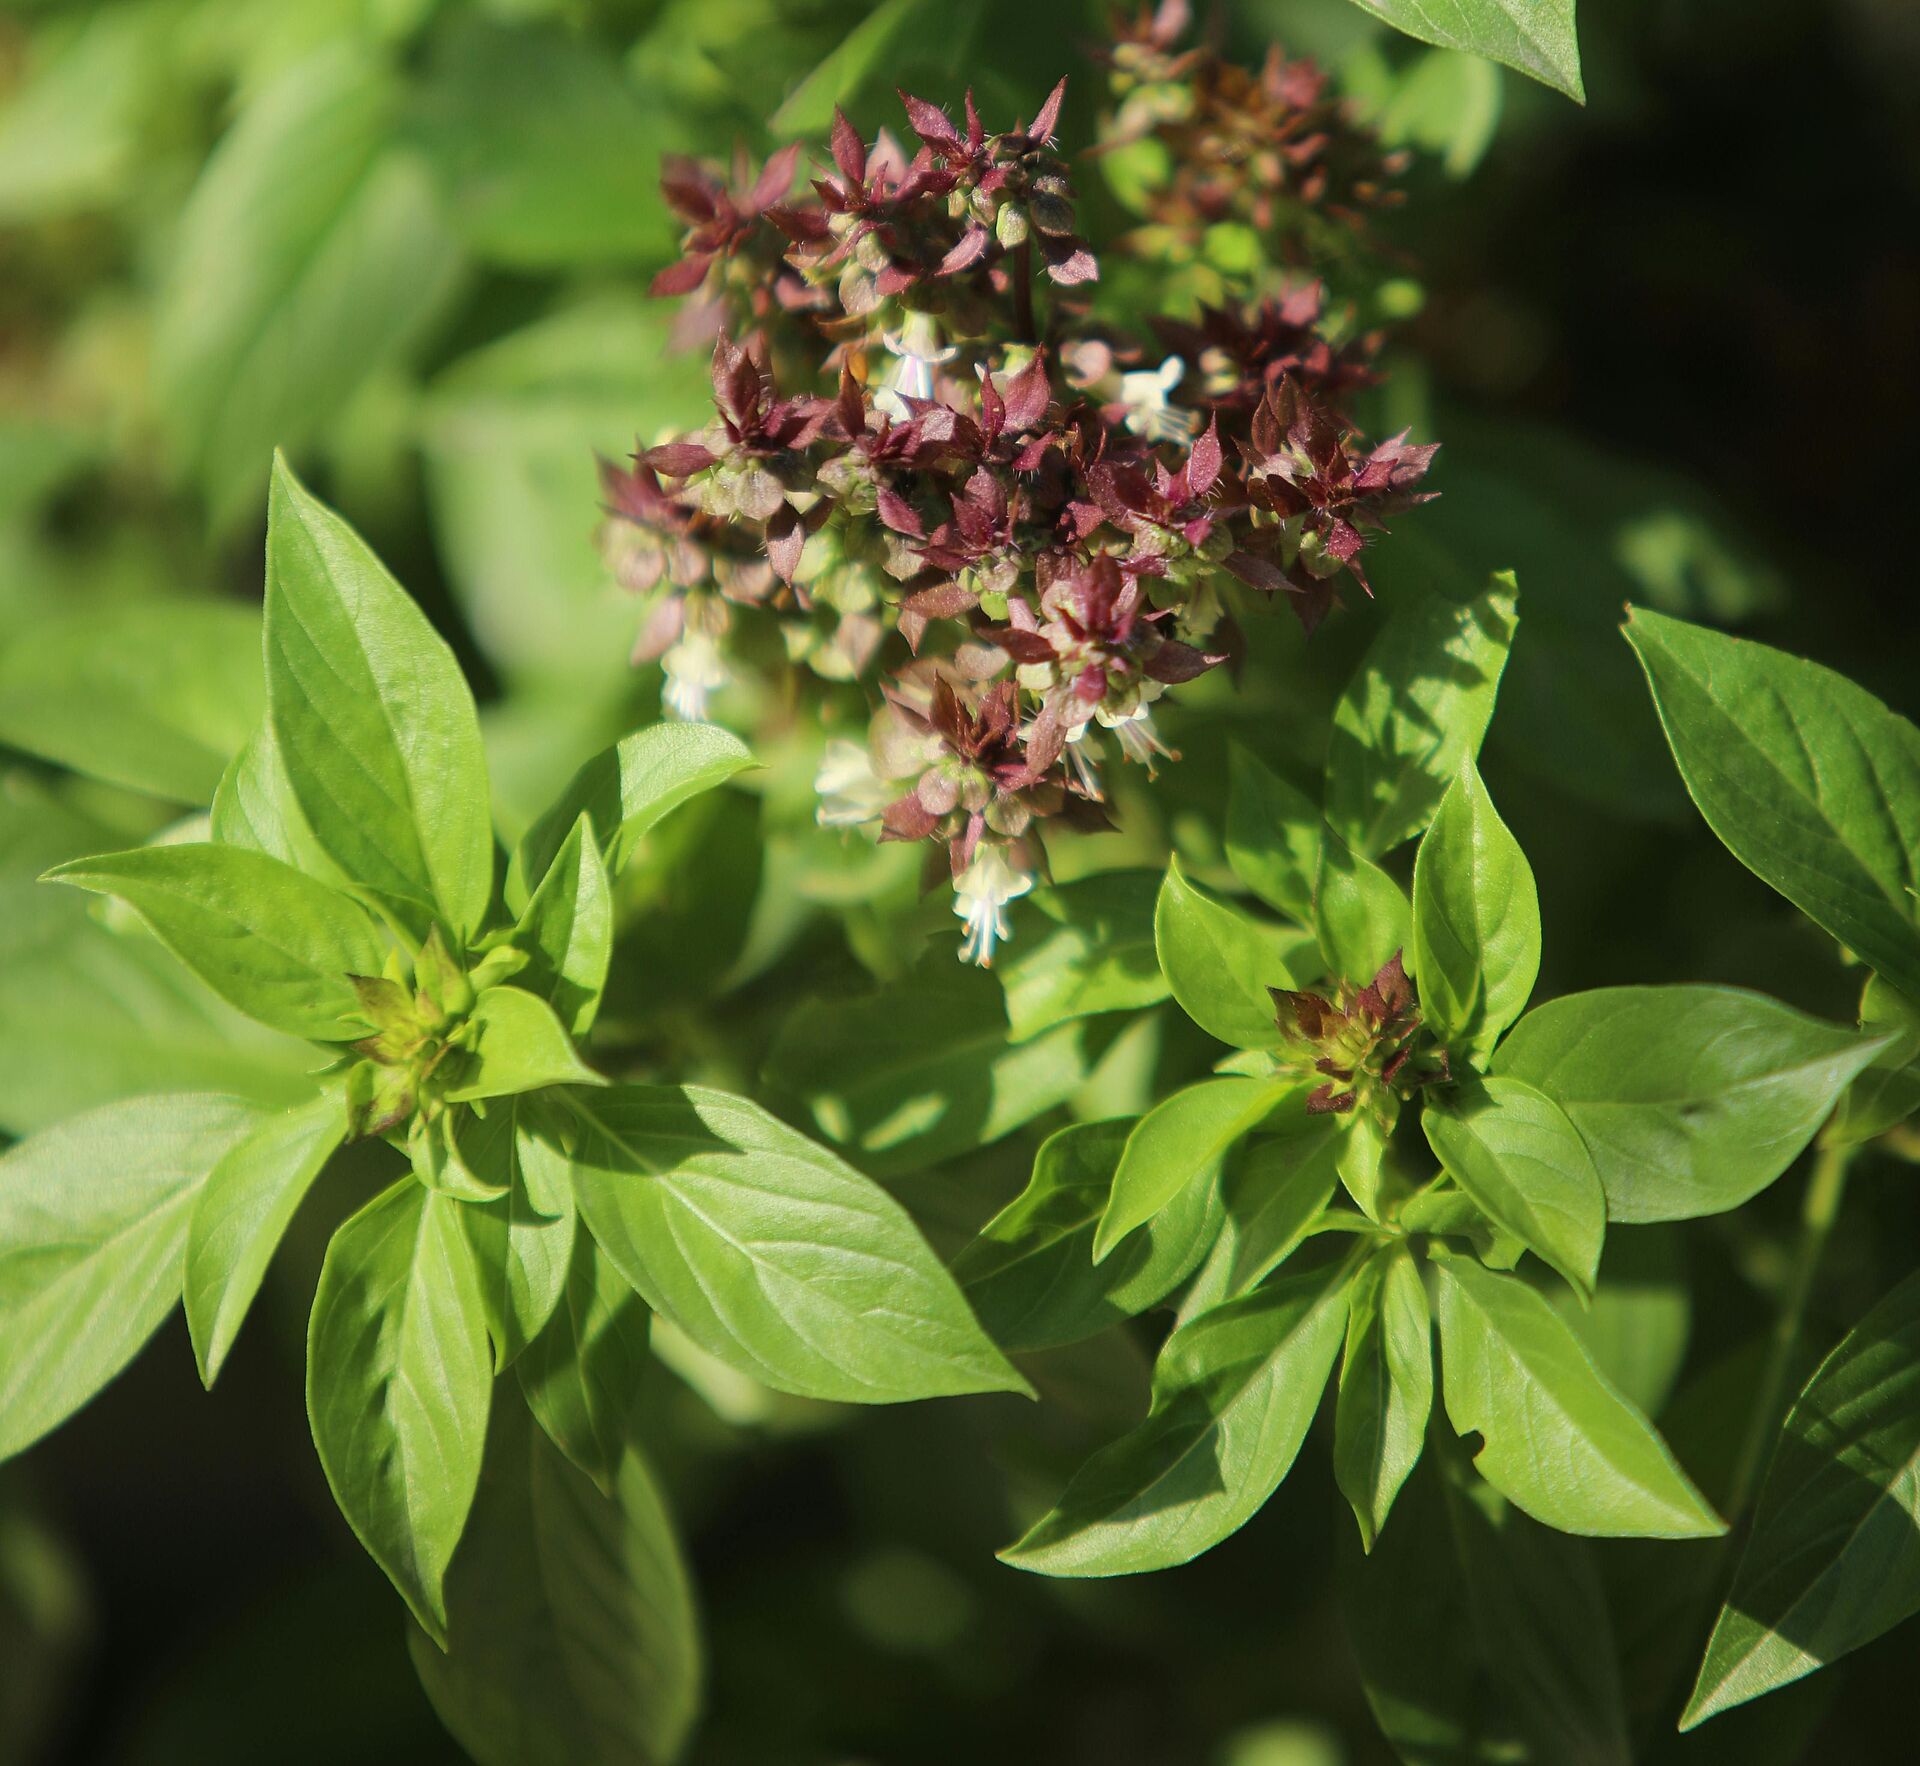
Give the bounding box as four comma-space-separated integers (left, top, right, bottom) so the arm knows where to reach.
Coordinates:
1, 0, 1917, 1762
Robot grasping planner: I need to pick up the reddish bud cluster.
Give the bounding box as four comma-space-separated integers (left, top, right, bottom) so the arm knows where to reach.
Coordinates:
1273, 953, 1449, 1114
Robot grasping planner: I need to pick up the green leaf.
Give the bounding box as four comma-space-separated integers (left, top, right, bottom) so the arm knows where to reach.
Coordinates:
1094, 1077, 1290, 1262
1423, 1077, 1606, 1299
1335, 1246, 1433, 1550
452, 1099, 577, 1372
444, 986, 603, 1103
515, 723, 757, 903
1312, 830, 1411, 985
525, 1415, 701, 1763
512, 815, 612, 1037
0, 879, 314, 1137
307, 1179, 493, 1642
1494, 986, 1890, 1221
1324, 575, 1519, 858
1555, 1225, 1691, 1420
1154, 858, 1310, 1050
1410, 758, 1541, 1060
1225, 742, 1323, 925
46, 843, 387, 1041
998, 871, 1168, 1043
1830, 977, 1920, 1146
266, 456, 494, 942
410, 1402, 701, 1766
211, 720, 343, 881
412, 21, 686, 269
421, 295, 715, 692
1625, 608, 1920, 1004
765, 964, 1095, 1177
518, 1233, 653, 1496
0, 3, 171, 223
0, 602, 262, 803
185, 1090, 347, 1386
153, 47, 461, 525
1432, 1256, 1722, 1538
1682, 1269, 1920, 1729
566, 1084, 1029, 1405
956, 1118, 1224, 1353
1178, 1117, 1343, 1318
1337, 0, 1585, 103
0, 1094, 261, 1462
1341, 1452, 1631, 1766
770, 0, 935, 135
999, 1260, 1351, 1576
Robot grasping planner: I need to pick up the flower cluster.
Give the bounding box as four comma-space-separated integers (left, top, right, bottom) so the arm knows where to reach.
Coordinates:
1271, 952, 1449, 1116
600, 16, 1435, 962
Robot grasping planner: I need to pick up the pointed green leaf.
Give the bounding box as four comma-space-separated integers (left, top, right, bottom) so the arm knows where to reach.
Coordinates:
567, 1084, 1029, 1405
1432, 1256, 1722, 1538
765, 963, 1094, 1177
512, 815, 612, 1037
154, 49, 460, 525
1155, 858, 1311, 1050
518, 1233, 653, 1496
1337, 0, 1584, 102
1225, 743, 1323, 924
0, 1093, 260, 1461
1094, 1077, 1290, 1261
1830, 977, 1920, 1146
266, 456, 493, 943
1424, 1077, 1605, 1299
1625, 608, 1920, 1004
998, 870, 1168, 1042
956, 1118, 1224, 1353
1341, 1453, 1631, 1766
1335, 1246, 1433, 1550
1178, 1117, 1342, 1319
1683, 1269, 1920, 1729
47, 843, 387, 1041
1000, 1260, 1351, 1576
515, 723, 756, 903
453, 1099, 577, 1372
185, 1089, 346, 1385
211, 720, 344, 882
1325, 575, 1519, 858
1411, 758, 1541, 1060
445, 986, 603, 1103
307, 1179, 493, 1642
0, 601, 262, 803
1312, 830, 1411, 986
1495, 985, 1891, 1220
410, 1402, 701, 1766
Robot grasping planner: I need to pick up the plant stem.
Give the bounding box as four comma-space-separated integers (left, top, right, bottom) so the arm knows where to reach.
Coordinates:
1011, 239, 1036, 344
1724, 1137, 1854, 1524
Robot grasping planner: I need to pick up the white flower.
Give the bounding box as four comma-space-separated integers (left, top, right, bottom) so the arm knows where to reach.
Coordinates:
1062, 717, 1104, 799
660, 630, 730, 722
1119, 356, 1195, 444
814, 738, 894, 828
1097, 700, 1173, 773
875, 313, 959, 420
952, 844, 1034, 967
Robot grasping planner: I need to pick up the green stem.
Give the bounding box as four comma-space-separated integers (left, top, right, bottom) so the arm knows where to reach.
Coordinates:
1723, 1137, 1854, 1524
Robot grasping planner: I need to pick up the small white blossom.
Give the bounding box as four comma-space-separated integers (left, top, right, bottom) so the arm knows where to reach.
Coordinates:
1119, 356, 1195, 444
875, 314, 959, 420
813, 739, 894, 828
1063, 718, 1104, 799
661, 630, 729, 722
1097, 700, 1173, 773
953, 844, 1034, 967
